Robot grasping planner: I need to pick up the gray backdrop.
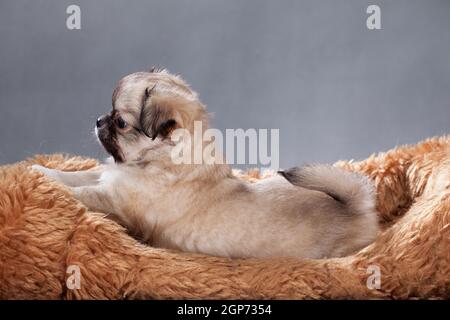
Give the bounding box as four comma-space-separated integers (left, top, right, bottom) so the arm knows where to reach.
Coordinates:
1, 0, 449, 168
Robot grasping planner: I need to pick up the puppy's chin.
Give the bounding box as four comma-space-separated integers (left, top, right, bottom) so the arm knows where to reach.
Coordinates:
95, 127, 124, 163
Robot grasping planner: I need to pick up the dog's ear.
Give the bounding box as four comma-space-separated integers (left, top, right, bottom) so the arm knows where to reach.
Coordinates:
140, 101, 178, 140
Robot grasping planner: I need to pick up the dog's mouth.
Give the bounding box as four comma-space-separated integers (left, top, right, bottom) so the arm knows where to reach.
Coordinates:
96, 126, 124, 163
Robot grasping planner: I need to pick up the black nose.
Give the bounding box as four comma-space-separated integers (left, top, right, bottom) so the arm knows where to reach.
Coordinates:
96, 115, 108, 128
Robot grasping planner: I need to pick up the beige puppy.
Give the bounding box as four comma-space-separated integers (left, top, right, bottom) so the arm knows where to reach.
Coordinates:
33, 69, 379, 259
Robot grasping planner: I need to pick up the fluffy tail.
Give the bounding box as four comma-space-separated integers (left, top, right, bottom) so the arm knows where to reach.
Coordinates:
278, 164, 376, 214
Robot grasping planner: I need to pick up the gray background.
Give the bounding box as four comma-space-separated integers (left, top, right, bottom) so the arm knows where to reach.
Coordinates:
0, 0, 449, 168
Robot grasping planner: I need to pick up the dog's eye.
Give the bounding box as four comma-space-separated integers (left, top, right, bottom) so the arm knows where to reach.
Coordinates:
115, 116, 127, 129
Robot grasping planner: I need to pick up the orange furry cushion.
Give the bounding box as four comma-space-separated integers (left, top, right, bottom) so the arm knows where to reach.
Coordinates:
0, 136, 449, 299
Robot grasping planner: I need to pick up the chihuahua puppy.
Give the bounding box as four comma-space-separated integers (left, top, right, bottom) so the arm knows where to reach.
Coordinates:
33, 69, 379, 259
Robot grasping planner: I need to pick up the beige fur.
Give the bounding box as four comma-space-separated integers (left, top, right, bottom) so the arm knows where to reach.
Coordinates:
0, 136, 449, 299
33, 70, 379, 259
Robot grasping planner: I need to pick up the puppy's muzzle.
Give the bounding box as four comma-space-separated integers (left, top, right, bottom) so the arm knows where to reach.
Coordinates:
96, 114, 109, 128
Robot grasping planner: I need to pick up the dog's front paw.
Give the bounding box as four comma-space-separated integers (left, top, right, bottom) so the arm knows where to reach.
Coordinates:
31, 164, 60, 181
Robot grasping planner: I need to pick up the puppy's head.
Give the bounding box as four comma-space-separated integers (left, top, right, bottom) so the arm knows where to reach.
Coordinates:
96, 68, 207, 164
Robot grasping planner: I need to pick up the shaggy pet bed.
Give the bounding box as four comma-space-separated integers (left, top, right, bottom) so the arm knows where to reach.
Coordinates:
0, 136, 449, 299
